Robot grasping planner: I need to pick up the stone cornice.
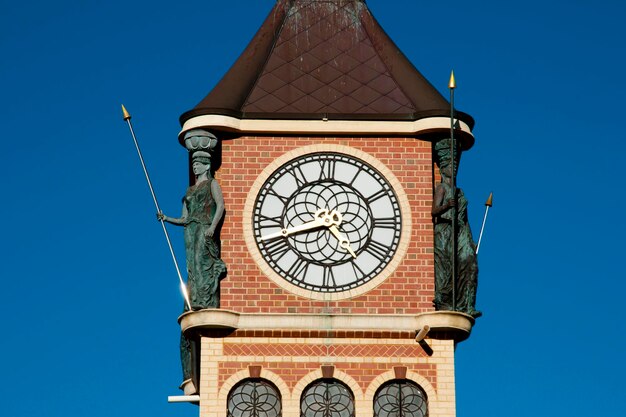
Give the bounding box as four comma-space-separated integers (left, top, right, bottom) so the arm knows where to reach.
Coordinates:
178, 115, 474, 146
179, 310, 474, 341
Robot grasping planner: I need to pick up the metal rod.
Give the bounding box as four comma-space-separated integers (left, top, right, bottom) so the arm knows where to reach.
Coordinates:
476, 192, 493, 255
449, 71, 457, 311
415, 325, 431, 342
168, 395, 200, 403
121, 105, 192, 311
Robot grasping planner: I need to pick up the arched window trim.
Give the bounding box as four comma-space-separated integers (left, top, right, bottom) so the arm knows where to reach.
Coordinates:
373, 379, 428, 417
300, 378, 355, 417
227, 377, 282, 417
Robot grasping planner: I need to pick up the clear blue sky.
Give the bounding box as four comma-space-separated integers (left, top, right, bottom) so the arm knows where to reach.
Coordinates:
1, 1, 624, 416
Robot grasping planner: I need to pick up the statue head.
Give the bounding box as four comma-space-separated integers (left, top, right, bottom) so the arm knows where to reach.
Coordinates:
184, 129, 218, 152
434, 138, 460, 175
191, 151, 211, 176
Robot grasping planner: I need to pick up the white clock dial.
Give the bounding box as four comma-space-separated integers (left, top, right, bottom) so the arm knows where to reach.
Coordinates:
252, 152, 402, 293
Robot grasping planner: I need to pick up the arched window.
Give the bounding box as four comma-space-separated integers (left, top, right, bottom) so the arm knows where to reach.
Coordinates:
301, 379, 355, 417
373, 380, 428, 417
227, 378, 282, 417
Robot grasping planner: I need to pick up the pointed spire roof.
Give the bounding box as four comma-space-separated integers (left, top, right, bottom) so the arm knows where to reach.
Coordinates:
180, 0, 474, 139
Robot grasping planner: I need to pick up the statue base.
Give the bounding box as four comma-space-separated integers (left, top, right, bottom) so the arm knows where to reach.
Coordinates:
179, 378, 197, 396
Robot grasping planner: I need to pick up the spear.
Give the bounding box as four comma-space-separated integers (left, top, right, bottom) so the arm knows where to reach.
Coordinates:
476, 192, 493, 255
121, 105, 192, 311
449, 71, 457, 311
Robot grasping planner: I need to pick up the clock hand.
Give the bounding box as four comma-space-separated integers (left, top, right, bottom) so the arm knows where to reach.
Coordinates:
326, 209, 342, 227
328, 225, 357, 258
260, 216, 325, 240
260, 209, 332, 241
260, 208, 347, 242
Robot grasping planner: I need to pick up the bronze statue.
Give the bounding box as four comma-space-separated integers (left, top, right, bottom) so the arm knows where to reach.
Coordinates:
158, 150, 227, 309
432, 139, 481, 318
158, 130, 227, 384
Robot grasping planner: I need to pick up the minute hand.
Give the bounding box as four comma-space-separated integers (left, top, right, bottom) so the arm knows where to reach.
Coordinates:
328, 225, 357, 258
260, 216, 326, 241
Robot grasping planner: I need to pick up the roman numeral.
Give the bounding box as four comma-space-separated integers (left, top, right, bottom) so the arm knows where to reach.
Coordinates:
290, 165, 308, 187
266, 188, 289, 204
322, 266, 337, 287
350, 262, 365, 280
373, 217, 397, 229
366, 188, 389, 203
263, 238, 290, 260
287, 257, 309, 281
257, 215, 282, 228
349, 169, 361, 186
365, 240, 391, 261
318, 158, 336, 180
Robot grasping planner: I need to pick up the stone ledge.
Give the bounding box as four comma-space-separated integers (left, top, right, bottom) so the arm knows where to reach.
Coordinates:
415, 311, 474, 342
179, 310, 473, 342
179, 115, 474, 144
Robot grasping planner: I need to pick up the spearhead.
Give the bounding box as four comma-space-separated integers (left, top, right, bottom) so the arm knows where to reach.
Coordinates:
485, 192, 493, 207
448, 70, 456, 90
121, 104, 131, 121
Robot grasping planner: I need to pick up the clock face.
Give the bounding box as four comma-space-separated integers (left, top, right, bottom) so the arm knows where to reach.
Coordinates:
251, 151, 402, 293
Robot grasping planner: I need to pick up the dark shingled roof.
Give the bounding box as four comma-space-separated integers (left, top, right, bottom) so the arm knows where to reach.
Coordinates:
180, 0, 473, 128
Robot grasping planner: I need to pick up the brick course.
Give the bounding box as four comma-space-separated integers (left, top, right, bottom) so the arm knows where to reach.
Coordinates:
222, 342, 429, 361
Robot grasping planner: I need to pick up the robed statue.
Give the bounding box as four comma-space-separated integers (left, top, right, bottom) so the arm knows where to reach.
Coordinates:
158, 129, 227, 384
432, 139, 481, 318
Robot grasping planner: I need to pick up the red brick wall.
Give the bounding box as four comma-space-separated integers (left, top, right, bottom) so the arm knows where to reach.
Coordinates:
217, 136, 434, 314
218, 350, 437, 392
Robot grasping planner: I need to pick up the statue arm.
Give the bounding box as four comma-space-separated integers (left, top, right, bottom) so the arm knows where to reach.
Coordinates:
431, 184, 455, 217
206, 180, 225, 238
157, 203, 188, 226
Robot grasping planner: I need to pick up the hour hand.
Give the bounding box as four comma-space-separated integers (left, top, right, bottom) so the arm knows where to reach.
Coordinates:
260, 215, 326, 241
328, 225, 357, 258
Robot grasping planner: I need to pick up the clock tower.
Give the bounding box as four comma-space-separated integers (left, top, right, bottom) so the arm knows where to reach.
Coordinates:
172, 1, 478, 417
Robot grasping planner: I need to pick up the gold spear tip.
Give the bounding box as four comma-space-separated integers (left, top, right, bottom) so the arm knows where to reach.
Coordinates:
121, 104, 131, 121
448, 70, 456, 89
485, 192, 493, 207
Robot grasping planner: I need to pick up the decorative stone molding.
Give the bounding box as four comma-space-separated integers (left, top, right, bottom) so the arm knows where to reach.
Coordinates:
321, 365, 335, 378
179, 309, 240, 332
248, 366, 262, 378
414, 311, 474, 341
179, 309, 473, 341
393, 366, 407, 379
179, 115, 474, 143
